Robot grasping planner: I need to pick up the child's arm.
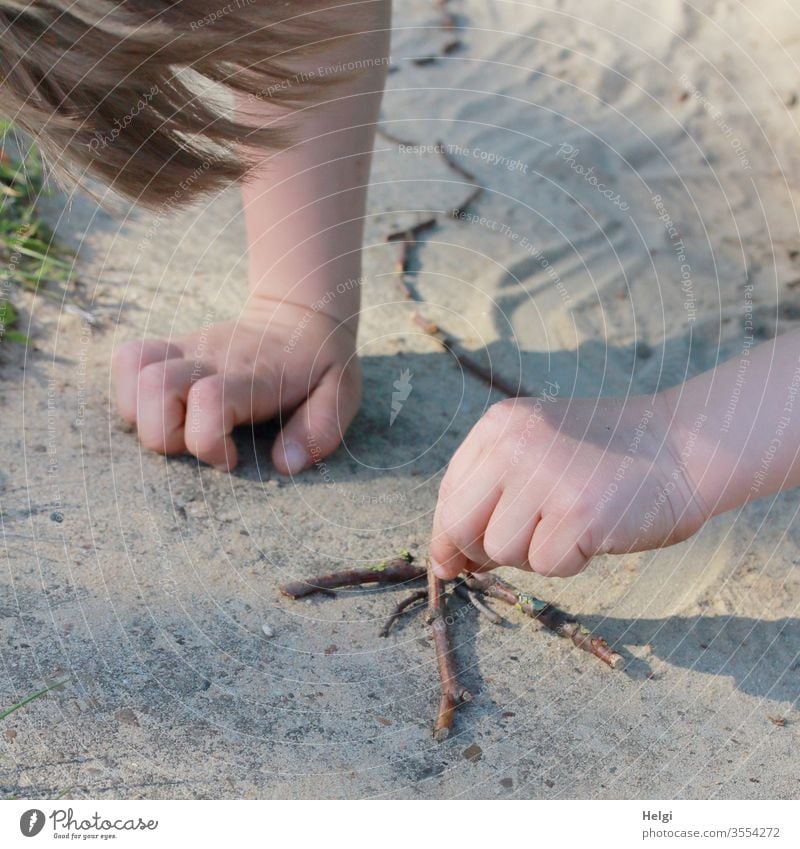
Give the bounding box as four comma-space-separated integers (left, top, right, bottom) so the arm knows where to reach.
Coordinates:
113, 2, 391, 472
430, 329, 800, 580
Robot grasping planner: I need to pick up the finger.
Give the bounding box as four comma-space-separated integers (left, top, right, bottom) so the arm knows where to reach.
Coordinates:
528, 513, 592, 578
429, 531, 470, 581
112, 339, 184, 423
135, 359, 208, 455
430, 469, 502, 579
481, 487, 538, 569
184, 369, 281, 470
272, 363, 362, 475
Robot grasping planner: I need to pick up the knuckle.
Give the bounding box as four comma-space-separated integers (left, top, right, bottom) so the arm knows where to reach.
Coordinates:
112, 341, 146, 380
481, 531, 519, 567
481, 399, 517, 430
136, 361, 171, 394
138, 430, 169, 454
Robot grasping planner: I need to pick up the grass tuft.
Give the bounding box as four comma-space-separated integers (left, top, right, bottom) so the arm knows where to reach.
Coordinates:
1, 121, 77, 345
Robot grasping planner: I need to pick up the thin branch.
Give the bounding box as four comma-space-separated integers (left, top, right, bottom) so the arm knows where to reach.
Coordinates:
279, 556, 426, 599
377, 125, 416, 146
427, 566, 471, 741
379, 589, 429, 637
464, 573, 624, 669
453, 581, 505, 625
411, 312, 528, 397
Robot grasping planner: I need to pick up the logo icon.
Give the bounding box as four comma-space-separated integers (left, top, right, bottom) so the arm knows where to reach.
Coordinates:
389, 369, 413, 426
20, 810, 45, 837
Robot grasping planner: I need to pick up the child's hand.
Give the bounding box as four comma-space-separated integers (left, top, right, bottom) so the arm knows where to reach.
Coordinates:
430, 393, 709, 579
112, 299, 360, 473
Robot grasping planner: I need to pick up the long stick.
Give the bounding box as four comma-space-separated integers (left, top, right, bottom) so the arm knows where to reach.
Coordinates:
464, 573, 623, 669
279, 557, 426, 599
427, 566, 471, 740
379, 589, 428, 637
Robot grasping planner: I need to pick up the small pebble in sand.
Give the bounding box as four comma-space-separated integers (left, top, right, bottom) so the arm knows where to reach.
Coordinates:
261, 624, 274, 638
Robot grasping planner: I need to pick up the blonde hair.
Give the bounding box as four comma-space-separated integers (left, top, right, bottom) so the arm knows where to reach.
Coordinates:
0, 0, 344, 208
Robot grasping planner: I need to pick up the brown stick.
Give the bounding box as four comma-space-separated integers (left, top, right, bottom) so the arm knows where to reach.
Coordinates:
453, 581, 505, 626
377, 125, 416, 146
279, 557, 426, 599
411, 313, 528, 397
437, 0, 457, 31
387, 217, 438, 276
427, 566, 471, 740
464, 573, 623, 669
379, 589, 428, 637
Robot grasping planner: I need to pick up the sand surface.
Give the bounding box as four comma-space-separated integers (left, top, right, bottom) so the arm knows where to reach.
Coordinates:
1, 0, 799, 798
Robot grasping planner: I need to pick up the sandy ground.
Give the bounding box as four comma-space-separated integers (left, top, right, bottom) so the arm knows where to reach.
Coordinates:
1, 0, 799, 799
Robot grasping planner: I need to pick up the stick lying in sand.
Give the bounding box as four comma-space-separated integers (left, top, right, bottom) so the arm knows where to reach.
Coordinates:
463, 572, 623, 669
278, 553, 425, 599
278, 554, 622, 739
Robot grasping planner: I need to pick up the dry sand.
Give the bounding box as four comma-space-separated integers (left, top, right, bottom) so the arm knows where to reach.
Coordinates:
1, 0, 798, 798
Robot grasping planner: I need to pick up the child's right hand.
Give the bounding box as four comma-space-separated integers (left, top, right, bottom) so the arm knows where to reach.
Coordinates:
112, 299, 361, 473
430, 393, 710, 579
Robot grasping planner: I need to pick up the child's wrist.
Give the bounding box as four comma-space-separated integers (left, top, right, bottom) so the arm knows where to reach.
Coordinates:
244, 291, 359, 340
658, 386, 718, 525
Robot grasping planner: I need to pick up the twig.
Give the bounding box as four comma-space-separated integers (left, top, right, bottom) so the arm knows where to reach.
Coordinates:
387, 217, 438, 275
279, 555, 426, 599
453, 581, 505, 626
427, 565, 471, 741
411, 312, 528, 397
464, 573, 624, 669
377, 125, 416, 146
379, 589, 429, 637
437, 141, 476, 181
450, 186, 485, 219
437, 0, 457, 31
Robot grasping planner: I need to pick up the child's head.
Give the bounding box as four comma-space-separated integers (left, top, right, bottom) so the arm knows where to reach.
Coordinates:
0, 1, 340, 207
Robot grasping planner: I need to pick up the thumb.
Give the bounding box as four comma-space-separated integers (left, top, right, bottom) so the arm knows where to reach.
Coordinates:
272, 362, 362, 475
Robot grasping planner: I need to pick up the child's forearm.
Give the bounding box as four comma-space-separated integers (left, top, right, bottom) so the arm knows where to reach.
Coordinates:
237, 2, 391, 333
665, 327, 800, 517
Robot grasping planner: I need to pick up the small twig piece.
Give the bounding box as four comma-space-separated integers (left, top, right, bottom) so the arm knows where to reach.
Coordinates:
411, 313, 527, 397
279, 556, 426, 599
437, 0, 457, 31
427, 565, 471, 741
453, 581, 505, 626
464, 573, 624, 669
387, 217, 438, 275
377, 125, 416, 146
379, 589, 429, 637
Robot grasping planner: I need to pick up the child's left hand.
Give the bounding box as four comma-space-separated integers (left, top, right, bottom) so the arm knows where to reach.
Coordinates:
430, 393, 709, 579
